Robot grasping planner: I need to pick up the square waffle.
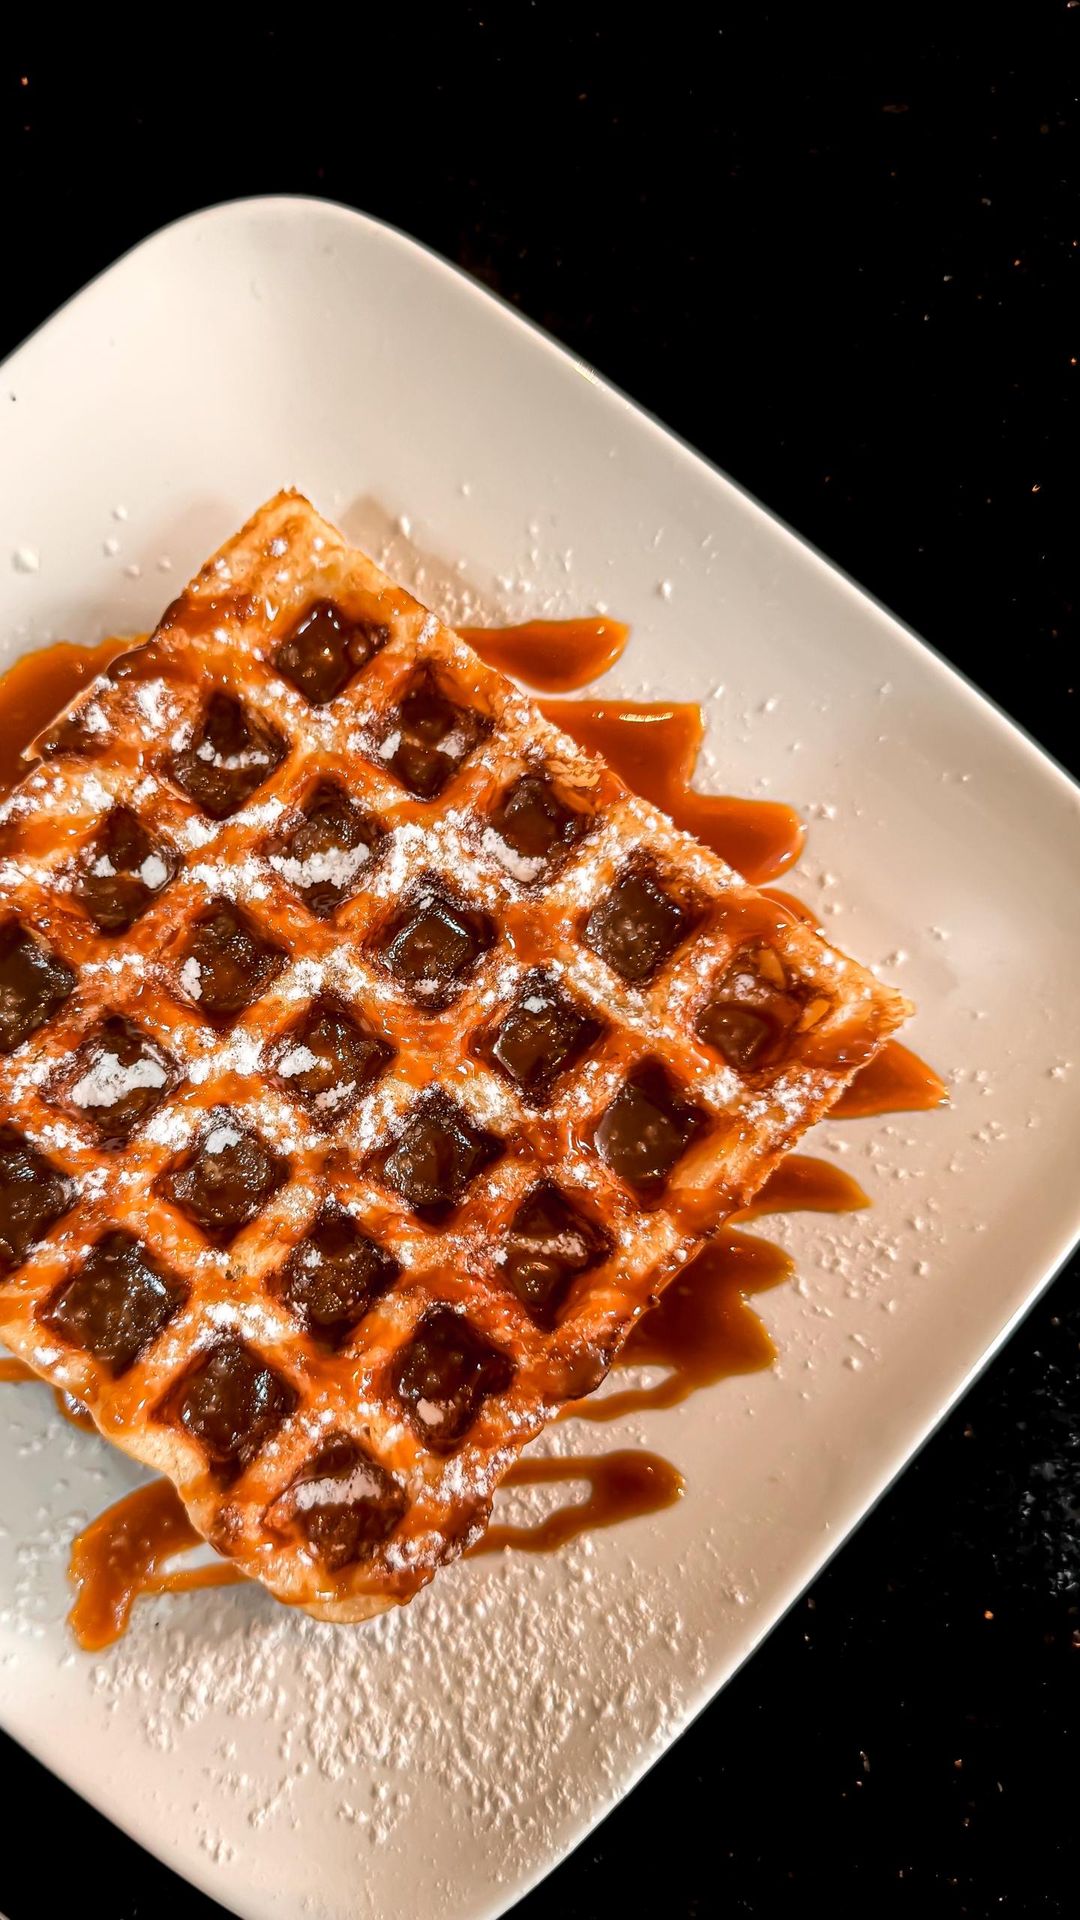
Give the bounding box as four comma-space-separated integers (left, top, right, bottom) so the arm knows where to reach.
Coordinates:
0, 492, 908, 1622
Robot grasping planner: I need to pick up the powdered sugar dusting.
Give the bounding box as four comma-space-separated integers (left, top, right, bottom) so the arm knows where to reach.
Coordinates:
179, 957, 202, 1001
269, 842, 371, 894
0, 1398, 706, 1919
185, 857, 269, 904
133, 679, 170, 732
204, 1123, 241, 1156
69, 1051, 167, 1112
480, 826, 545, 884
276, 1045, 318, 1079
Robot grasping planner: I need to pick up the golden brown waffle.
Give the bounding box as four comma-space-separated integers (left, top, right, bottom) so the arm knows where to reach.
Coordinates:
0, 492, 907, 1621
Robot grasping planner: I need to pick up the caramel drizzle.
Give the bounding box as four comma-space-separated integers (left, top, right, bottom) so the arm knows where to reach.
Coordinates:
0, 636, 133, 797
470, 1451, 684, 1556
832, 1038, 947, 1118
0, 615, 945, 1647
568, 1154, 868, 1424
68, 1478, 244, 1653
58, 1446, 685, 1651
539, 698, 804, 886
0, 1126, 927, 1647
55, 1389, 96, 1431
0, 629, 802, 889
461, 616, 629, 692
0, 1147, 867, 1648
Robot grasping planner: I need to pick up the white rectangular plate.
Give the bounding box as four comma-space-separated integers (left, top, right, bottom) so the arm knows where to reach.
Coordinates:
1, 197, 1079, 1920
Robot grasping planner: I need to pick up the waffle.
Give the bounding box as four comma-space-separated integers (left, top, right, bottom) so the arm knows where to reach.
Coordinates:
0, 492, 907, 1621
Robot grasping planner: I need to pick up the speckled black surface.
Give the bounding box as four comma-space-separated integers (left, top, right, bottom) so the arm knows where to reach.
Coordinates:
2, 16, 1078, 1918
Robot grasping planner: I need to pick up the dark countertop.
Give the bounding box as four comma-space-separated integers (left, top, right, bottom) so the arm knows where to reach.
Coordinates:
2, 16, 1077, 1918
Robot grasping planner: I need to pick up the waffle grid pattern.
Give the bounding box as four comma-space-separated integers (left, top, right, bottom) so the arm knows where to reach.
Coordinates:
0, 493, 907, 1619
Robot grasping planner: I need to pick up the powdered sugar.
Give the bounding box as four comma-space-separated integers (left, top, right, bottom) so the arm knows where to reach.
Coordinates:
269, 841, 371, 894
291, 1460, 388, 1512
177, 814, 218, 851
187, 1032, 263, 1086
179, 957, 202, 1000
133, 680, 170, 732
276, 955, 328, 1004
480, 826, 545, 884
275, 1045, 318, 1079
0, 1421, 703, 1919
204, 1124, 242, 1155
230, 797, 286, 832
80, 773, 112, 814
185, 857, 269, 903
69, 1051, 167, 1112
142, 1104, 195, 1151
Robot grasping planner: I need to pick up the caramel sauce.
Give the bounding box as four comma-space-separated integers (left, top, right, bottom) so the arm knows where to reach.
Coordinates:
760, 886, 822, 929
571, 1232, 787, 1423
738, 1152, 870, 1221
7, 1154, 860, 1620
0, 613, 946, 1638
66, 1448, 682, 1646
68, 1478, 243, 1652
471, 1449, 684, 1556
569, 1154, 868, 1424
0, 637, 134, 796
832, 1038, 948, 1119
541, 698, 804, 885
0, 1356, 34, 1383
461, 617, 629, 693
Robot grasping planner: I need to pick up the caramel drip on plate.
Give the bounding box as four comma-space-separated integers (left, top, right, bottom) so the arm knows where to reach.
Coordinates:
54, 1390, 96, 1431
461, 616, 629, 692
760, 886, 823, 929
463, 619, 803, 882
68, 1479, 244, 1652
571, 1232, 788, 1424
738, 1152, 870, 1221
470, 1451, 684, 1556
65, 1449, 684, 1649
0, 1149, 869, 1642
541, 698, 805, 885
569, 1155, 869, 1424
831, 1038, 948, 1118
0, 637, 134, 796
0, 1357, 35, 1383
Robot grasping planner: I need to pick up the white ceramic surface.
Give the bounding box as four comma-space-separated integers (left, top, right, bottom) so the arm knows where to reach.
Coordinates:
1, 198, 1078, 1920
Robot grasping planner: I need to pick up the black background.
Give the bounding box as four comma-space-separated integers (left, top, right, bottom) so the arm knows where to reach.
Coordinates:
3, 11, 1078, 1918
